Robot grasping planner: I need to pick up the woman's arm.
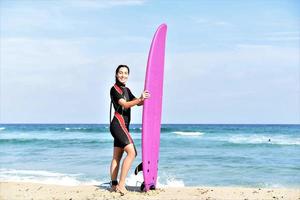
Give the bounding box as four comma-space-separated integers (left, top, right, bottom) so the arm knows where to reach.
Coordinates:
118, 90, 150, 109
118, 98, 142, 109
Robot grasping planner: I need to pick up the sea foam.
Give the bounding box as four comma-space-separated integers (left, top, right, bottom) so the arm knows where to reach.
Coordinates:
126, 173, 185, 188
0, 169, 101, 186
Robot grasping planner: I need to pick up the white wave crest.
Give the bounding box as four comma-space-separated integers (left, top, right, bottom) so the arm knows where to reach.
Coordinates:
174, 131, 204, 136
228, 135, 300, 145
126, 173, 185, 188
65, 127, 87, 130
0, 169, 101, 186
0, 127, 5, 131
0, 132, 112, 141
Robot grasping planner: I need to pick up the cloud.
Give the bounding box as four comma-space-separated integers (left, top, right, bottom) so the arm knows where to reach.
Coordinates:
66, 0, 146, 9
190, 17, 234, 27
163, 44, 299, 122
0, 0, 147, 35
0, 36, 148, 92
0, 5, 53, 32
1, 0, 299, 123
263, 31, 300, 42
0, 36, 148, 123
1, 34, 299, 123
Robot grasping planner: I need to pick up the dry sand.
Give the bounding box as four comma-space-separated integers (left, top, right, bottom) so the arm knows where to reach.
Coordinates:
0, 181, 299, 200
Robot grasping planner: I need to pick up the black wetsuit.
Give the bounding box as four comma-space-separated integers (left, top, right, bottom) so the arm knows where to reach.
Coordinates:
110, 81, 137, 156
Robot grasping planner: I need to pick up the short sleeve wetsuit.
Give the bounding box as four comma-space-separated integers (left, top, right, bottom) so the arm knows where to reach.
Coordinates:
110, 81, 137, 156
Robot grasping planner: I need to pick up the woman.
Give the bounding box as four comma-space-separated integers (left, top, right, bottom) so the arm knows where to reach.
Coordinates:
109, 65, 150, 195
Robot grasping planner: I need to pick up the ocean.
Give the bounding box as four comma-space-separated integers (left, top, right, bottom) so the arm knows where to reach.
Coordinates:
0, 124, 299, 188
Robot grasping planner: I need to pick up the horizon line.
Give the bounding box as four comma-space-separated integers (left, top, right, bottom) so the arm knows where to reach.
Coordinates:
0, 123, 299, 125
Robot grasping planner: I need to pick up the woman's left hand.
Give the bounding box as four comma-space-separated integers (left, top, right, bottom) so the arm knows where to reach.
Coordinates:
140, 90, 150, 101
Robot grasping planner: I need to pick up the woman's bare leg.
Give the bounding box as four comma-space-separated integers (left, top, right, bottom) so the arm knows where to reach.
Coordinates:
110, 147, 124, 189
117, 143, 136, 192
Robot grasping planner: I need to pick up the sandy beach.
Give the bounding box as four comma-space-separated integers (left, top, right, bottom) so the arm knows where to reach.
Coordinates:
0, 182, 299, 200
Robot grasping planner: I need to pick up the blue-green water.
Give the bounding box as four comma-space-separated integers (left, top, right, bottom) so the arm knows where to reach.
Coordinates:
0, 124, 299, 188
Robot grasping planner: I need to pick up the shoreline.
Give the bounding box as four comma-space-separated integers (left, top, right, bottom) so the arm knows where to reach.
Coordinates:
1, 181, 299, 200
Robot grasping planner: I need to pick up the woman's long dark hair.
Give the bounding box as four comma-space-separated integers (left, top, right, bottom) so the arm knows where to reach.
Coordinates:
115, 65, 130, 83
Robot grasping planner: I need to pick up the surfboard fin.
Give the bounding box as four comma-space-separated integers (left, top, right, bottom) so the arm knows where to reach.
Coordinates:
134, 162, 143, 175
140, 182, 145, 191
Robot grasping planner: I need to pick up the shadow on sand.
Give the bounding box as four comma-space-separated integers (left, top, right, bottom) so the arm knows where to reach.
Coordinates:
96, 183, 143, 193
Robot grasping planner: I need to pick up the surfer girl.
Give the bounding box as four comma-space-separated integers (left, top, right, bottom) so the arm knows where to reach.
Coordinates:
109, 64, 150, 195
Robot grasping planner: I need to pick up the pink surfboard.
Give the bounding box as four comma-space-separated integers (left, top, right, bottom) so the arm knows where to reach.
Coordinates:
142, 24, 167, 191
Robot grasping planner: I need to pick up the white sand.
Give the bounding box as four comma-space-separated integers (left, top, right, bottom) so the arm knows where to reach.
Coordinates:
0, 181, 299, 200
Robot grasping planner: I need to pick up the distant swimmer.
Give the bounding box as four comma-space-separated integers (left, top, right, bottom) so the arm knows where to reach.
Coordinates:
268, 139, 271, 142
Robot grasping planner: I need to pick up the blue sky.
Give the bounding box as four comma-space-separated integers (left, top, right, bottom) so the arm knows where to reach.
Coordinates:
0, 0, 299, 124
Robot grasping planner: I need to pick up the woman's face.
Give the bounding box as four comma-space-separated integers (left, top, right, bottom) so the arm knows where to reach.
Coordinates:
116, 67, 129, 84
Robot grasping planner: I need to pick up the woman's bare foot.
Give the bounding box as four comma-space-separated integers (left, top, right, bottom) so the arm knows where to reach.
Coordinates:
116, 185, 128, 196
